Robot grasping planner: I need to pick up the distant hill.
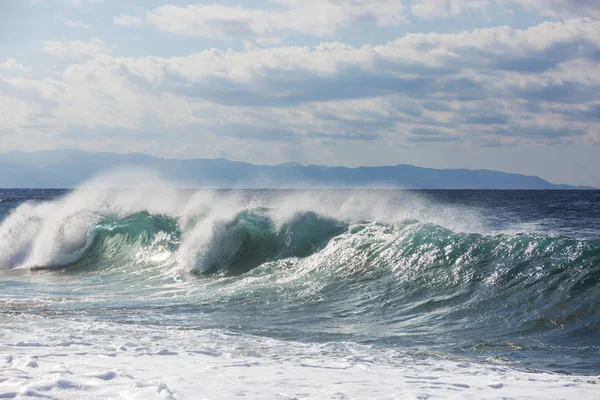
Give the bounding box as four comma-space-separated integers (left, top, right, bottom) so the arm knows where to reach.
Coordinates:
0, 149, 594, 189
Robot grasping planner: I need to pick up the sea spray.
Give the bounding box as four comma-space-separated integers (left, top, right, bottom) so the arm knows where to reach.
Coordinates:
0, 169, 485, 271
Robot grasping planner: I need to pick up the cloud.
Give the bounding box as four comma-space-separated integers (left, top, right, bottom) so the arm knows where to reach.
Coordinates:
505, 0, 600, 19
411, 0, 489, 19
120, 0, 597, 36
103, 19, 600, 109
0, 59, 26, 71
411, 127, 448, 136
561, 104, 600, 122
465, 115, 510, 125
4, 18, 600, 157
306, 132, 381, 141
118, 1, 406, 42
113, 15, 143, 27
493, 125, 586, 139
42, 39, 111, 59
272, 0, 407, 26
63, 19, 90, 28
105, 17, 600, 108
0, 91, 43, 133
145, 4, 273, 40
422, 101, 453, 112
514, 81, 599, 104
31, 0, 104, 8
215, 125, 298, 142
67, 0, 104, 6
56, 14, 91, 29
408, 0, 600, 20
408, 127, 458, 142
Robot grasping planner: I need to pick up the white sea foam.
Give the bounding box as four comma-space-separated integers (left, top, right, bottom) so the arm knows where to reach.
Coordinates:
0, 316, 597, 399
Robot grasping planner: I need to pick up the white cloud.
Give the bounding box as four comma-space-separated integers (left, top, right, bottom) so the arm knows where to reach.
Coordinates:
505, 0, 600, 18
42, 39, 111, 59
3, 18, 600, 166
118, 0, 600, 43
0, 59, 26, 71
397, 18, 600, 55
0, 92, 45, 134
411, 0, 489, 19
30, 0, 103, 6
408, 0, 600, 19
105, 18, 599, 94
272, 0, 407, 27
145, 5, 273, 40
114, 14, 144, 27
67, 0, 104, 6
119, 0, 406, 42
61, 18, 91, 29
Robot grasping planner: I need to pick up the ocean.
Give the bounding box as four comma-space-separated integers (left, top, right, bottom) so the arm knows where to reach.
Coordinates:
1, 177, 599, 399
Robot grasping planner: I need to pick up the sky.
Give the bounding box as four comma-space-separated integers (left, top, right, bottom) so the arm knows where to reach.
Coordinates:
1, 1, 600, 187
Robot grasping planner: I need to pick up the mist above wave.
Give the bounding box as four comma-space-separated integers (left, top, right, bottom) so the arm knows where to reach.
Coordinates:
0, 168, 484, 272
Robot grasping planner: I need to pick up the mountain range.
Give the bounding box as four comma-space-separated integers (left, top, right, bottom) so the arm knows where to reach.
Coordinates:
0, 149, 594, 189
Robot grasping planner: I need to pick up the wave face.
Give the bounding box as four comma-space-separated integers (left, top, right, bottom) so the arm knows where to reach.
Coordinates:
53, 209, 347, 275
1, 173, 599, 373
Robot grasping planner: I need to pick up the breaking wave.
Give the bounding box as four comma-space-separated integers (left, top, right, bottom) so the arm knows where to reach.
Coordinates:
1, 170, 599, 368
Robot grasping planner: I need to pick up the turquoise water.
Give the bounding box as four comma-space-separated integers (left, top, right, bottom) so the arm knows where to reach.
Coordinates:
1, 188, 599, 374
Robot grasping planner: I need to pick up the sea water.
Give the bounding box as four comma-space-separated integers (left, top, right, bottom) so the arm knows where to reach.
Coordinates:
1, 172, 599, 399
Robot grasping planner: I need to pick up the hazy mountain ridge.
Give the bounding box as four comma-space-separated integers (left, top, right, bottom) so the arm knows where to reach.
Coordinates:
0, 149, 594, 189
